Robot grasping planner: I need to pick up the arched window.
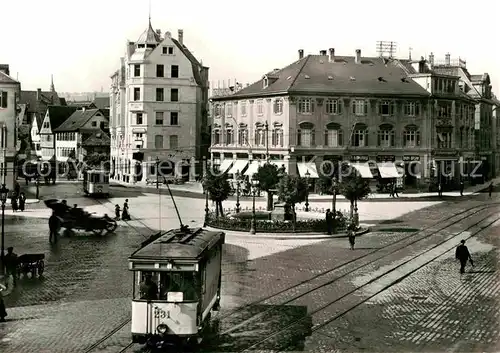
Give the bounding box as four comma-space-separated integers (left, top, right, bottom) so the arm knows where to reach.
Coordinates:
212, 123, 221, 145
238, 123, 248, 145
254, 122, 265, 146
377, 123, 395, 147
225, 123, 234, 145
154, 135, 164, 149
324, 122, 343, 147
297, 122, 315, 147
403, 124, 420, 147
352, 123, 367, 147
272, 122, 284, 147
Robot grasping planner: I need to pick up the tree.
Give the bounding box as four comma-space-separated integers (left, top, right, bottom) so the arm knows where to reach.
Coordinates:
255, 162, 280, 211
84, 152, 109, 168
277, 175, 308, 231
204, 171, 231, 218
317, 175, 340, 213
338, 165, 371, 218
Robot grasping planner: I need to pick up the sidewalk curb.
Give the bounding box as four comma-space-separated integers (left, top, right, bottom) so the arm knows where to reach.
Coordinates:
206, 226, 370, 240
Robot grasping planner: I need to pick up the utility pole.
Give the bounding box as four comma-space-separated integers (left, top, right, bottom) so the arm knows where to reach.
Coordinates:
265, 121, 269, 161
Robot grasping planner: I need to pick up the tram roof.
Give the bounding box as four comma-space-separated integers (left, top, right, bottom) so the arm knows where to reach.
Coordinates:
129, 227, 225, 260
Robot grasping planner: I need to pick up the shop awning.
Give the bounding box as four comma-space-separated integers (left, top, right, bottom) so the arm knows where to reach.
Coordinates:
244, 160, 264, 176
227, 160, 248, 175
218, 159, 233, 173
350, 163, 373, 178
297, 162, 319, 178
377, 162, 400, 178
270, 160, 288, 173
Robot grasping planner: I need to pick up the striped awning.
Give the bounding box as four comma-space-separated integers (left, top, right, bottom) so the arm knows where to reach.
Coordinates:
227, 160, 248, 175
377, 162, 400, 178
350, 163, 373, 178
297, 162, 319, 178
244, 160, 264, 176
218, 159, 233, 173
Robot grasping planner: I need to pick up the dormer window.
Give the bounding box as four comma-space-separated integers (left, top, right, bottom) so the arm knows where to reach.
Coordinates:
162, 46, 174, 55
263, 77, 269, 89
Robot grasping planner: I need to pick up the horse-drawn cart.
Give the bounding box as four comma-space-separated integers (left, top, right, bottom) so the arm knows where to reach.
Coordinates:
44, 199, 117, 236
17, 253, 45, 278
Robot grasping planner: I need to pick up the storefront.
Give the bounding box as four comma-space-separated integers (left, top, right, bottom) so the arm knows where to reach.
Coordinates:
347, 155, 373, 179
432, 150, 459, 191
402, 155, 421, 187
376, 155, 403, 188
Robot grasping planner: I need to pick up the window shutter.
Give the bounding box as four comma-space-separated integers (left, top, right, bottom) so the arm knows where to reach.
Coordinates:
378, 103, 382, 115
364, 101, 368, 115
297, 102, 302, 114
1, 92, 6, 108
415, 103, 420, 116
377, 131, 381, 146
390, 102, 395, 115
297, 130, 301, 146
352, 101, 356, 114
338, 130, 343, 146
311, 130, 316, 146
311, 101, 315, 113
390, 131, 395, 146
338, 101, 343, 114
212, 131, 215, 144
364, 130, 369, 146
254, 130, 258, 145
324, 130, 328, 146
416, 131, 421, 146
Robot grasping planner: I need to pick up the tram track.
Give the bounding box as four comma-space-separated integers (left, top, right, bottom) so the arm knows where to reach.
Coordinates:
241, 213, 500, 353
83, 202, 499, 352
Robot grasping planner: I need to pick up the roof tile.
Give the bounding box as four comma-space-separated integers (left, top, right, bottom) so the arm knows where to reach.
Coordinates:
53, 108, 102, 132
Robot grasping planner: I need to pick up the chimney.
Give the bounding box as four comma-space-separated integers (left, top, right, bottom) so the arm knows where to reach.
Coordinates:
329, 48, 335, 62
445, 52, 450, 65
178, 29, 184, 45
428, 52, 434, 66
355, 49, 361, 64
156, 29, 161, 36
418, 56, 425, 73
298, 49, 304, 59
320, 50, 327, 56
37, 88, 42, 101
0, 64, 9, 76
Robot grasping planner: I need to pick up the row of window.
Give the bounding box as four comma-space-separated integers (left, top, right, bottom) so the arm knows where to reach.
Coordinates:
211, 127, 476, 149
56, 147, 76, 157
214, 99, 425, 118
0, 91, 7, 108
132, 87, 179, 102
133, 64, 179, 79
56, 132, 76, 141
153, 135, 178, 150
134, 112, 179, 125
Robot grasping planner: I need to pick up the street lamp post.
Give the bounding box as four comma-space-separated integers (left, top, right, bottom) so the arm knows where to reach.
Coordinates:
305, 170, 310, 212
235, 170, 241, 213
35, 173, 40, 200
203, 159, 209, 227
353, 197, 359, 227
155, 157, 160, 189
332, 177, 337, 217
250, 175, 259, 234
0, 184, 9, 276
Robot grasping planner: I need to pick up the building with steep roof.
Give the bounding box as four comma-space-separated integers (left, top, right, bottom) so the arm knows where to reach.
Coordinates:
109, 19, 209, 184
210, 48, 480, 191
0, 64, 21, 188
53, 108, 109, 163
39, 106, 78, 161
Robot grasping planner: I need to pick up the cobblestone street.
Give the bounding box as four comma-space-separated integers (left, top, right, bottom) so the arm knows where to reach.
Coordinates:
0, 182, 498, 352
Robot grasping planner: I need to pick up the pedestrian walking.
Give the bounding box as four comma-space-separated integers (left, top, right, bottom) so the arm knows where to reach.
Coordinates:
14, 181, 20, 196
0, 296, 7, 322
4, 247, 18, 285
489, 182, 493, 198
18, 192, 26, 212
455, 239, 473, 274
325, 209, 333, 235
347, 220, 356, 250
122, 199, 131, 221
115, 204, 121, 220
393, 182, 399, 198
388, 184, 393, 197
460, 181, 464, 196
48, 210, 60, 244
438, 183, 442, 198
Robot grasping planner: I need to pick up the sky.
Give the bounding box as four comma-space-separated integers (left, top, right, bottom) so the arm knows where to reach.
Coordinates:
2, 0, 499, 95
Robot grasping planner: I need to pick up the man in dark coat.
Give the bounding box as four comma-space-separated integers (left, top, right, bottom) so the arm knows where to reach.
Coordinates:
459, 181, 464, 196
455, 239, 473, 274
4, 247, 18, 284
489, 182, 493, 198
49, 211, 60, 244
0, 296, 6, 322
325, 209, 333, 235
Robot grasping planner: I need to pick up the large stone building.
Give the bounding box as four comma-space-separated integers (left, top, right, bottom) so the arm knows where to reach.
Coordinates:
0, 64, 21, 188
210, 48, 483, 191
109, 20, 209, 184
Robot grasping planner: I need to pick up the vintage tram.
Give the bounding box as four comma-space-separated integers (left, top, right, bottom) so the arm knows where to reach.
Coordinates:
82, 169, 109, 197
128, 227, 225, 347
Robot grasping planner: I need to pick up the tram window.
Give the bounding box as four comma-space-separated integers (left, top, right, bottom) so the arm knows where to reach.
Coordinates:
134, 271, 160, 300
159, 272, 197, 301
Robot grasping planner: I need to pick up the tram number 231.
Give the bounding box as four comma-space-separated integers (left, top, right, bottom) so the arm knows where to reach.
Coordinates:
154, 307, 167, 319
